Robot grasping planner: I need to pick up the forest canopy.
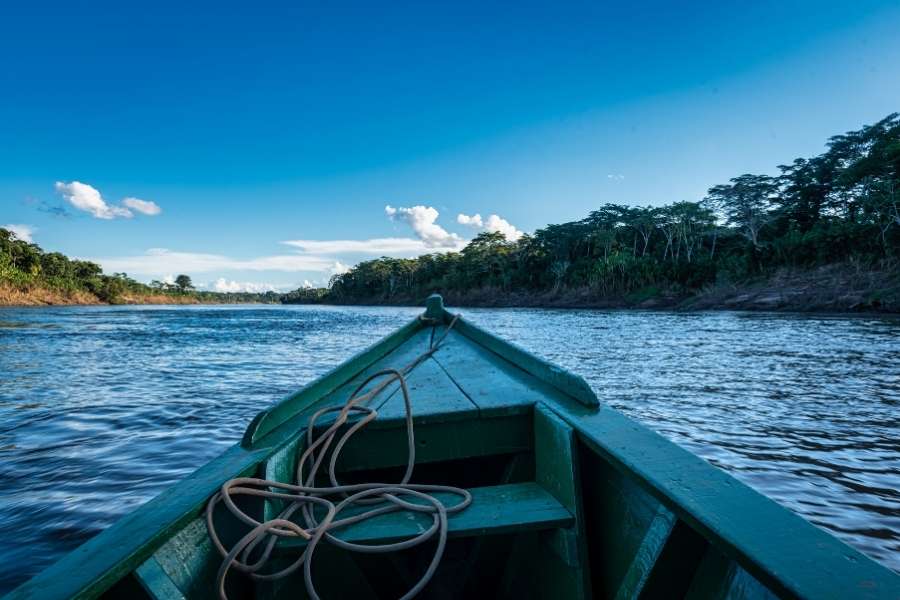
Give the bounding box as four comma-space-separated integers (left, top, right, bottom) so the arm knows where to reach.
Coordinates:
322, 113, 900, 304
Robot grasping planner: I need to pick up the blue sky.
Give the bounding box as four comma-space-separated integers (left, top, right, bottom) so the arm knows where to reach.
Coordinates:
2, 1, 900, 291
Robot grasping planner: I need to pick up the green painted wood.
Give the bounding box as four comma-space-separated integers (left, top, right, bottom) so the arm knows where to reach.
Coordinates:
259, 327, 437, 514
326, 412, 532, 473
371, 356, 478, 424
423, 293, 444, 320
684, 549, 734, 600
430, 326, 558, 417
612, 505, 677, 600
577, 441, 674, 599
134, 557, 185, 600
149, 518, 220, 599
261, 436, 305, 521
498, 533, 540, 598
637, 519, 709, 599
456, 452, 534, 597
533, 405, 592, 599
254, 545, 380, 600
433, 306, 599, 408
316, 326, 436, 411
685, 547, 780, 600
545, 401, 900, 600
242, 316, 423, 446
275, 482, 572, 552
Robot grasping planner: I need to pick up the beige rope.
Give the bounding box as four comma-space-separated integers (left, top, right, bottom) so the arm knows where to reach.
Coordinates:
206, 315, 468, 600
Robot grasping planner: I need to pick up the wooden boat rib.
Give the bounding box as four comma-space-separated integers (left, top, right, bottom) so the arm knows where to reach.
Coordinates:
8, 295, 900, 599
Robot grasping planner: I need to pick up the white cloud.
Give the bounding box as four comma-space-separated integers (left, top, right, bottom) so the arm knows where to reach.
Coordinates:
385, 205, 464, 249
55, 181, 132, 219
3, 224, 35, 243
282, 237, 429, 255
90, 248, 336, 276
212, 278, 286, 293
329, 261, 350, 276
607, 174, 625, 181
457, 212, 524, 241
456, 213, 483, 228
122, 197, 162, 216
85, 205, 497, 291
54, 181, 161, 219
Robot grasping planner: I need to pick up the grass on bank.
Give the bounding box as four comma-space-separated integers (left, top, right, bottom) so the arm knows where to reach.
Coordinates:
0, 232, 280, 306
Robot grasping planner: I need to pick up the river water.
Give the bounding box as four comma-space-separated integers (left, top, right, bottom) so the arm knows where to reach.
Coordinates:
0, 305, 898, 591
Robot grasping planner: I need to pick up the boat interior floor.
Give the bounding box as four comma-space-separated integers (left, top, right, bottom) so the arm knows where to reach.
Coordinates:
123, 405, 778, 600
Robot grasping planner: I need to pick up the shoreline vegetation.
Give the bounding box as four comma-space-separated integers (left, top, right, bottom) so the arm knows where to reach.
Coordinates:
0, 240, 281, 307
300, 113, 900, 314
3, 114, 899, 313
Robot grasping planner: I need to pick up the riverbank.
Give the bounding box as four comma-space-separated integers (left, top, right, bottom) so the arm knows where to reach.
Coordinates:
4, 263, 898, 312
681, 263, 900, 312
0, 283, 250, 307
317, 263, 900, 313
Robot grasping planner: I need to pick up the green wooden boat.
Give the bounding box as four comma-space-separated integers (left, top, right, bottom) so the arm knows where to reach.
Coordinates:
8, 295, 900, 600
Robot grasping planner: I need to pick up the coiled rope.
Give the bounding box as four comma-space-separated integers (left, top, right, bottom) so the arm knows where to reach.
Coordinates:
206, 314, 470, 600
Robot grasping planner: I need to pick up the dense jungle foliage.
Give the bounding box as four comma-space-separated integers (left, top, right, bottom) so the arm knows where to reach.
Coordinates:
321, 114, 900, 303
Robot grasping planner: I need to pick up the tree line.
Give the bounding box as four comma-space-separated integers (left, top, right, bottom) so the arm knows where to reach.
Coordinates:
0, 234, 277, 304
320, 113, 900, 304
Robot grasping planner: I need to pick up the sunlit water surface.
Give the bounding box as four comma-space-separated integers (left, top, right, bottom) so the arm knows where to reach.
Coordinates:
0, 305, 898, 591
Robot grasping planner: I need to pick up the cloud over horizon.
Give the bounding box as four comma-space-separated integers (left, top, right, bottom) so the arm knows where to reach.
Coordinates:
385, 205, 464, 249
3, 224, 35, 243
457, 212, 523, 241
90, 248, 336, 276
84, 204, 521, 289
55, 181, 161, 220
281, 237, 429, 255
212, 278, 290, 293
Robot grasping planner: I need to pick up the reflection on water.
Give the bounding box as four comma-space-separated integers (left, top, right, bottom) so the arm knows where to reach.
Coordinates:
0, 304, 898, 591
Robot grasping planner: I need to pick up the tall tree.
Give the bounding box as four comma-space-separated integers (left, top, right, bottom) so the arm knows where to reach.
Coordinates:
706, 174, 777, 249
174, 274, 194, 292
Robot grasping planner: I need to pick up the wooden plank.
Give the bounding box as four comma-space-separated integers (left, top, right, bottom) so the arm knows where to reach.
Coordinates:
326, 412, 532, 473
685, 547, 780, 600
134, 558, 185, 600
637, 519, 709, 599
260, 327, 436, 511
275, 482, 572, 552
612, 505, 677, 600
371, 356, 478, 424
430, 326, 556, 417
253, 546, 380, 600
498, 533, 540, 598
545, 401, 900, 600
533, 405, 592, 599
578, 440, 672, 599
242, 316, 423, 446
316, 326, 435, 410
149, 518, 220, 599
433, 309, 599, 408
456, 453, 534, 596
